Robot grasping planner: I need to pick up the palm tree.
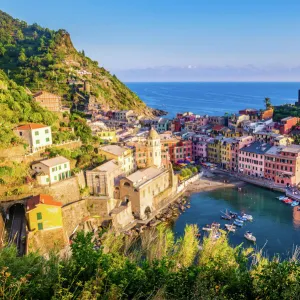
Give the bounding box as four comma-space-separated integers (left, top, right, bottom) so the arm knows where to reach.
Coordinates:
264, 97, 272, 109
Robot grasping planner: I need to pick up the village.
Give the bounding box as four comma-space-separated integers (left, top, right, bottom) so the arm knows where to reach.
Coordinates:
3, 87, 300, 255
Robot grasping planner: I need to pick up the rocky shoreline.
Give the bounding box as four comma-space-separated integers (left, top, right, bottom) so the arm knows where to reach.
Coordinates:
152, 108, 168, 117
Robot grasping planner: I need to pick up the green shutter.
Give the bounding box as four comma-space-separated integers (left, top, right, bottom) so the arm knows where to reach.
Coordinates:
38, 223, 43, 230
37, 212, 42, 220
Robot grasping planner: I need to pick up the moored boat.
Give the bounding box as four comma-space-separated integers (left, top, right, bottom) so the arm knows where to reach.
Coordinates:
224, 224, 236, 232
291, 201, 299, 207
242, 214, 253, 221
244, 231, 256, 242
237, 215, 247, 222
283, 198, 293, 204
221, 214, 231, 220
277, 195, 287, 201
233, 220, 243, 227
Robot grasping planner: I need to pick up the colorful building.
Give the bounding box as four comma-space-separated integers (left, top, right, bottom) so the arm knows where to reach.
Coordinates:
264, 145, 300, 187
97, 130, 118, 143
32, 156, 71, 185
26, 194, 63, 231
279, 117, 298, 135
14, 123, 52, 153
207, 137, 222, 164
220, 138, 235, 170
98, 145, 136, 175
238, 141, 272, 177
192, 135, 214, 162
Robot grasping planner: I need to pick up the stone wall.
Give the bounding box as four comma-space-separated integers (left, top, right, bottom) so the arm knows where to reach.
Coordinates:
26, 227, 68, 256
62, 200, 90, 237
111, 202, 134, 231
47, 177, 81, 205
87, 197, 118, 218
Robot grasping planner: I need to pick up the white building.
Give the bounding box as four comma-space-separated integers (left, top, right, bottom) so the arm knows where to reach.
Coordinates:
14, 123, 52, 153
32, 156, 71, 185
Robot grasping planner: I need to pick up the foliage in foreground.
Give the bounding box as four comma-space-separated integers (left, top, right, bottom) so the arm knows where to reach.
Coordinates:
1, 225, 300, 299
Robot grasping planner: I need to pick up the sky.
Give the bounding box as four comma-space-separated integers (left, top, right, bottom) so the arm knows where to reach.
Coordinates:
2, 0, 300, 81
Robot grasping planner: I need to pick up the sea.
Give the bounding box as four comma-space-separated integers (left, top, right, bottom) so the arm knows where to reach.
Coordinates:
126, 82, 300, 258
126, 82, 300, 117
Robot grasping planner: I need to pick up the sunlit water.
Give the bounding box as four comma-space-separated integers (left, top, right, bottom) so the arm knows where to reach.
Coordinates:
173, 185, 300, 259
126, 82, 300, 117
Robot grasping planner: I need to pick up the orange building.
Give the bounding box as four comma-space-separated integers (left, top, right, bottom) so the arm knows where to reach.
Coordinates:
33, 91, 62, 112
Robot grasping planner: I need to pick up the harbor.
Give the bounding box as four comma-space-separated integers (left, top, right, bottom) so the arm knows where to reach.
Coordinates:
173, 183, 300, 259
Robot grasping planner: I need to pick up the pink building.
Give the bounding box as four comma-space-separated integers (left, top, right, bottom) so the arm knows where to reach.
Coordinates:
238, 141, 272, 177
197, 116, 209, 126
229, 136, 255, 171
192, 135, 214, 162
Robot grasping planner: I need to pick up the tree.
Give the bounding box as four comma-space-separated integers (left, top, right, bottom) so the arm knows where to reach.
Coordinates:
16, 29, 24, 40
264, 97, 272, 109
18, 50, 27, 63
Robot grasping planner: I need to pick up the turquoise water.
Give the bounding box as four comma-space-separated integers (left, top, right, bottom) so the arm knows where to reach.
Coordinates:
126, 82, 300, 117
173, 185, 300, 259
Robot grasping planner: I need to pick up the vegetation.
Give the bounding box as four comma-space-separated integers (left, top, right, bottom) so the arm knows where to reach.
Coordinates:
273, 104, 300, 122
0, 10, 151, 114
179, 165, 199, 180
0, 70, 57, 148
46, 145, 105, 169
264, 97, 272, 110
1, 225, 300, 299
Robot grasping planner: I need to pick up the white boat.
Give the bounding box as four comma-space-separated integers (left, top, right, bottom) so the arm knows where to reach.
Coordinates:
242, 214, 253, 221
244, 231, 256, 242
224, 224, 236, 232
277, 196, 288, 201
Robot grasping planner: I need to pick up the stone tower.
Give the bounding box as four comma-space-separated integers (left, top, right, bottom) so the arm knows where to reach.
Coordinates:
147, 127, 161, 168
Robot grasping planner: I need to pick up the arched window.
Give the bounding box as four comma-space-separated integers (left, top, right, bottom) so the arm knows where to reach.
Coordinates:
124, 182, 130, 187
95, 175, 100, 179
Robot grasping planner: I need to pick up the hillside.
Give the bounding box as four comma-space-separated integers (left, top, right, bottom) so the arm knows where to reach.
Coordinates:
0, 10, 152, 115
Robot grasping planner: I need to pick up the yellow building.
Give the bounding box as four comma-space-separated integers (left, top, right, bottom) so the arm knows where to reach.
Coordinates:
26, 194, 63, 231
98, 145, 136, 175
220, 138, 235, 170
97, 130, 118, 143
207, 138, 222, 164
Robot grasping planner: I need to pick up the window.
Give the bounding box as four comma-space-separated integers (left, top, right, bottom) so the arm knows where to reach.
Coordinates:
64, 164, 67, 169
46, 137, 50, 142
54, 175, 57, 180
38, 223, 43, 230
36, 140, 40, 145
59, 165, 62, 170
37, 212, 42, 220
35, 131, 39, 136
52, 167, 56, 172
46, 178, 49, 183
45, 129, 49, 134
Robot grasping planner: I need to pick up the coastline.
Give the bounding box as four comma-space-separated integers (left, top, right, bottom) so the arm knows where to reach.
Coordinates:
184, 172, 245, 196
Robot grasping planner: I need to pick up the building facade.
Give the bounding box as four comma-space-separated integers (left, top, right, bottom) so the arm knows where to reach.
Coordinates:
14, 123, 52, 153
33, 91, 61, 112
32, 156, 71, 185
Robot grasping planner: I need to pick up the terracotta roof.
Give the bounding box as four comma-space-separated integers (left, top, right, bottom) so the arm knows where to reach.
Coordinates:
212, 125, 225, 131
15, 123, 48, 130
26, 194, 62, 211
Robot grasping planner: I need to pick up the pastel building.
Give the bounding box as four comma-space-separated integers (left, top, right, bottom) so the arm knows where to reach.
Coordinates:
26, 194, 63, 231
238, 141, 272, 177
229, 136, 255, 171
192, 135, 214, 162
32, 156, 71, 185
264, 145, 300, 186
98, 145, 136, 175
279, 117, 298, 135
14, 123, 52, 153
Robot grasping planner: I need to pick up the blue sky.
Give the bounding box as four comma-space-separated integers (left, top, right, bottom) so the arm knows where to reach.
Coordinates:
2, 0, 300, 81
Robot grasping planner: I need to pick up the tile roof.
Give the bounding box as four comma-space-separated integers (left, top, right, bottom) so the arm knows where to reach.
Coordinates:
125, 167, 166, 188
92, 159, 120, 172
36, 156, 70, 167
100, 145, 127, 156
27, 194, 62, 211
15, 123, 48, 130
240, 141, 272, 155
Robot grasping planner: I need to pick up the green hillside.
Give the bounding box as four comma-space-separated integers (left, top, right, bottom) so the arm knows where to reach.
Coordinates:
0, 70, 57, 147
0, 10, 151, 114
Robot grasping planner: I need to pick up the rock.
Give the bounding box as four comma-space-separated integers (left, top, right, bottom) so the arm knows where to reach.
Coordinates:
152, 108, 168, 116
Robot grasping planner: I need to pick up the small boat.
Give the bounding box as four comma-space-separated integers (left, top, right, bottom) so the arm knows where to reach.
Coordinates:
277, 195, 288, 201
237, 216, 247, 222
202, 225, 212, 231
221, 215, 231, 220
233, 220, 243, 227
283, 198, 293, 204
291, 201, 299, 207
224, 224, 236, 232
242, 214, 253, 221
211, 222, 220, 229
244, 231, 256, 242
229, 211, 238, 217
